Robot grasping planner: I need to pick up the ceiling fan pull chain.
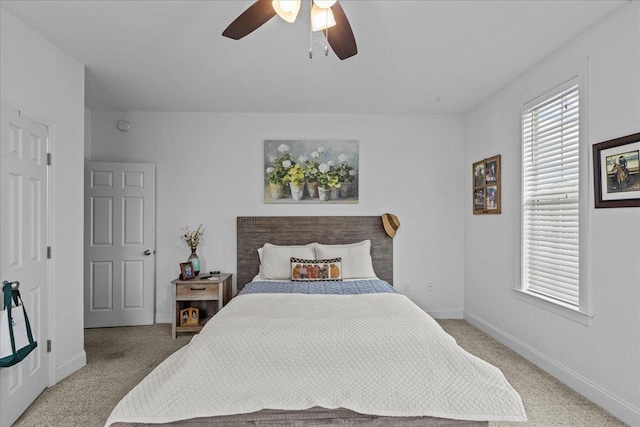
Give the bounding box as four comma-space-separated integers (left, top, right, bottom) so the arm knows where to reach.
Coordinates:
324, 8, 329, 56
309, 0, 313, 59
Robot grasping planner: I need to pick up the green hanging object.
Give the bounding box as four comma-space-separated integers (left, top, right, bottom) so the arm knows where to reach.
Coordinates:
1, 281, 38, 368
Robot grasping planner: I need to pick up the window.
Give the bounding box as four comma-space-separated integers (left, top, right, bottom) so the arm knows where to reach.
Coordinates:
518, 74, 592, 323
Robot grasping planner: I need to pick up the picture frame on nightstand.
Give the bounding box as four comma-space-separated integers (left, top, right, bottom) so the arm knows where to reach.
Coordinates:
180, 262, 195, 280
179, 307, 199, 327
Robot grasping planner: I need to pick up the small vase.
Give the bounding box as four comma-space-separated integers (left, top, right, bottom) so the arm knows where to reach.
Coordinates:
290, 182, 305, 201
269, 183, 283, 200
188, 248, 200, 276
282, 182, 291, 197
340, 182, 352, 198
330, 187, 340, 200
306, 181, 319, 198
318, 187, 330, 201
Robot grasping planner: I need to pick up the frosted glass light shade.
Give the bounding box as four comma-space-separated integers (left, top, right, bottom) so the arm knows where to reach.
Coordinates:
313, 0, 337, 8
311, 4, 336, 31
273, 0, 301, 23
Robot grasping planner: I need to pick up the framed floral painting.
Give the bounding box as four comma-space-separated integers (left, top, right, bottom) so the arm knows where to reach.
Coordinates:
264, 140, 359, 204
473, 155, 501, 214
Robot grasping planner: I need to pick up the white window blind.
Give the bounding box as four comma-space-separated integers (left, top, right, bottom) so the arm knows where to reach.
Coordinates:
522, 82, 580, 306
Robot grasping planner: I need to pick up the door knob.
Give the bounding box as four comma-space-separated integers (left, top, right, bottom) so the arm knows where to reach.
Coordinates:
143, 250, 152, 256
2, 280, 20, 290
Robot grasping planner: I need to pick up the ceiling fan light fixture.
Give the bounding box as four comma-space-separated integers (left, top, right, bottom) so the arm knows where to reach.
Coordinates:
272, 0, 301, 23
311, 4, 336, 31
223, 0, 357, 60
313, 0, 337, 8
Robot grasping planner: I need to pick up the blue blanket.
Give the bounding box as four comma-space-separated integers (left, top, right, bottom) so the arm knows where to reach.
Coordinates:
239, 279, 396, 295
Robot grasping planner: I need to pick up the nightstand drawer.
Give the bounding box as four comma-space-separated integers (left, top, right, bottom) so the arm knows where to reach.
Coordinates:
176, 283, 219, 300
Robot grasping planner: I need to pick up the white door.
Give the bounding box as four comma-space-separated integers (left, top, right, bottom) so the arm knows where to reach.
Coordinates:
84, 162, 155, 328
0, 102, 50, 427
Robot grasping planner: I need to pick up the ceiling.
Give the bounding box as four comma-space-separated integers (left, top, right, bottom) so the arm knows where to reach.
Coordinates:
1, 0, 624, 115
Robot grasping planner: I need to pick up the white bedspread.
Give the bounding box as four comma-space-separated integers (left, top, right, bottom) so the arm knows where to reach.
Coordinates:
106, 293, 526, 425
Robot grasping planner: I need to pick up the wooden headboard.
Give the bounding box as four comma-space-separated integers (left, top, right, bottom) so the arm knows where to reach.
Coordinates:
237, 216, 393, 291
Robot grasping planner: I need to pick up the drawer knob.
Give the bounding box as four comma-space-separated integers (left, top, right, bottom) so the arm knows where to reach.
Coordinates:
190, 287, 206, 291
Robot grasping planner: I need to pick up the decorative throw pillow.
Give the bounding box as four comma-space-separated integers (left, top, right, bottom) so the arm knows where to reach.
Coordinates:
315, 240, 376, 279
291, 257, 342, 281
260, 243, 316, 280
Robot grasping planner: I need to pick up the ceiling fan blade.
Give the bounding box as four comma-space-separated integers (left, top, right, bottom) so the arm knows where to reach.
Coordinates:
324, 2, 357, 60
222, 0, 277, 40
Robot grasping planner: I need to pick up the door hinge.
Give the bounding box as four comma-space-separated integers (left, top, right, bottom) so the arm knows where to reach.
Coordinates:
47, 340, 51, 353
47, 246, 52, 259
47, 153, 51, 166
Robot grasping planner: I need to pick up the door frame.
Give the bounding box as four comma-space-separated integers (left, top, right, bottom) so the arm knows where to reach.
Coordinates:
1, 99, 56, 387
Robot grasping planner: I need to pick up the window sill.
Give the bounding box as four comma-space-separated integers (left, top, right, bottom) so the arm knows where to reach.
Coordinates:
513, 289, 594, 326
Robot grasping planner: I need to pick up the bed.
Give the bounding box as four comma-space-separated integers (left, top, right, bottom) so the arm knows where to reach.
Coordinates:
106, 216, 526, 427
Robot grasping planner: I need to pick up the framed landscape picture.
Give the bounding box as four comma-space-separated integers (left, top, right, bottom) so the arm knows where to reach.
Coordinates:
473, 155, 501, 214
593, 132, 640, 208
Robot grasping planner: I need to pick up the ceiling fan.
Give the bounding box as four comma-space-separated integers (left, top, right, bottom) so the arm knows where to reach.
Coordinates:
222, 0, 357, 60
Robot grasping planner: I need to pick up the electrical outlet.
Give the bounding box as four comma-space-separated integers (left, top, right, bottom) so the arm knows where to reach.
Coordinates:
427, 282, 434, 292
404, 281, 411, 291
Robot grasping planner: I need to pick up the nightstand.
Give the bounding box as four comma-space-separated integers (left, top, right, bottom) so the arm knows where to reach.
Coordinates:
171, 273, 232, 338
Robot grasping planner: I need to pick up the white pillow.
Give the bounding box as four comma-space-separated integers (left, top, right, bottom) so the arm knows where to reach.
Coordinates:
315, 240, 376, 279
260, 243, 316, 280
257, 247, 264, 277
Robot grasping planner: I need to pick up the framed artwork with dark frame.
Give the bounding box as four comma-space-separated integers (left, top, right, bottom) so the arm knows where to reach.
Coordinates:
473, 155, 501, 214
180, 262, 195, 280
593, 132, 640, 208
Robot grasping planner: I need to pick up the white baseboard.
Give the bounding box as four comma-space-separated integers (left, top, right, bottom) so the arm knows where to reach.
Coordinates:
155, 313, 172, 324
464, 312, 640, 427
54, 350, 86, 384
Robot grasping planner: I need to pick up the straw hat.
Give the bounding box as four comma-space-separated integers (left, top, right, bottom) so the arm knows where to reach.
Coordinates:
381, 213, 400, 238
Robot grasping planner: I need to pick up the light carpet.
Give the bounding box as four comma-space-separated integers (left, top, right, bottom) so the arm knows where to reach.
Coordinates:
14, 321, 626, 427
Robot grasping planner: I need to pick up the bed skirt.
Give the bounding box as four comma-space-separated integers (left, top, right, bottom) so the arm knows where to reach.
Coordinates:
112, 406, 488, 426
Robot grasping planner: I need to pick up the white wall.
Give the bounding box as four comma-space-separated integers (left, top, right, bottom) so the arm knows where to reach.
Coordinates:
84, 108, 92, 162
463, 2, 640, 425
1, 10, 86, 382
90, 112, 465, 321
